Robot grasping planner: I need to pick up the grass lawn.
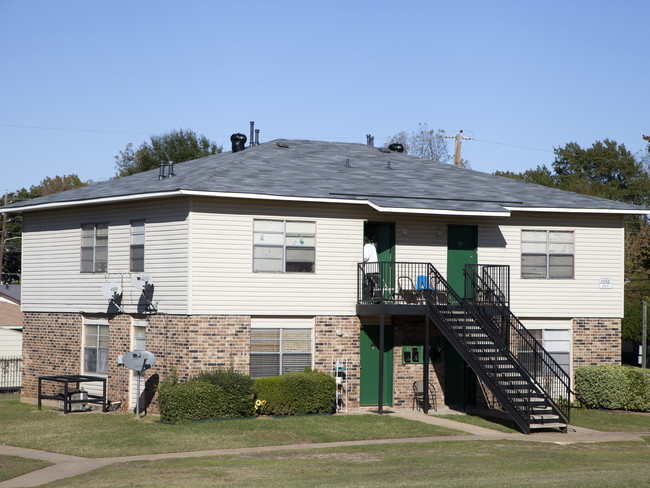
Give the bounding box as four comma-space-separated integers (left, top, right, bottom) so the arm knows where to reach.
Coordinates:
436, 409, 650, 434
0, 396, 462, 457
43, 439, 650, 488
571, 409, 650, 432
0, 455, 52, 482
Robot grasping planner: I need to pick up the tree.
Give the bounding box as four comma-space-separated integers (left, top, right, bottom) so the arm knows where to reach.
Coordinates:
496, 138, 650, 342
1, 174, 87, 284
115, 129, 222, 177
389, 123, 469, 167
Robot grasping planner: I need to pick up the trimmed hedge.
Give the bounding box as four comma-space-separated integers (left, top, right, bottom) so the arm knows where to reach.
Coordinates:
575, 365, 650, 411
157, 369, 255, 422
254, 370, 336, 415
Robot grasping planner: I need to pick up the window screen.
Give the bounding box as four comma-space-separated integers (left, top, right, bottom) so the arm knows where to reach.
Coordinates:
84, 324, 109, 374
250, 328, 312, 378
522, 230, 573, 279
81, 223, 108, 273
130, 220, 145, 272
253, 220, 315, 273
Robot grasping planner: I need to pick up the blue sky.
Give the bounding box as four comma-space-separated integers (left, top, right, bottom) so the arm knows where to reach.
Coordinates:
1, 0, 648, 193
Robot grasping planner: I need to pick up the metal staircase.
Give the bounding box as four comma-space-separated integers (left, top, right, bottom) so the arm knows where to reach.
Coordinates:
357, 261, 571, 434
424, 263, 569, 433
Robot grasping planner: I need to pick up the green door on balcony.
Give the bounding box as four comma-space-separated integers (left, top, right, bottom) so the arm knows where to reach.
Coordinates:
445, 224, 478, 407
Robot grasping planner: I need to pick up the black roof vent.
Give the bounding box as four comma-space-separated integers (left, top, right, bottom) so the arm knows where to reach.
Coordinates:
388, 143, 404, 153
231, 133, 247, 153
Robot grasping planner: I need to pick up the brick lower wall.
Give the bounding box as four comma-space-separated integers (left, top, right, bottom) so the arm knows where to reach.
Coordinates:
572, 317, 621, 367
313, 316, 361, 410
22, 313, 83, 399
21, 312, 251, 414
392, 317, 445, 409
23, 311, 615, 415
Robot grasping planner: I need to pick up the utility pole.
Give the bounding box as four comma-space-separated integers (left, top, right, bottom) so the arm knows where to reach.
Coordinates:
0, 192, 7, 284
446, 130, 471, 166
642, 299, 647, 368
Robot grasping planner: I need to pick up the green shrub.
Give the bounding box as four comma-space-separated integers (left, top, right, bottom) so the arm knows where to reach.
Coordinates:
158, 380, 224, 422
575, 365, 650, 411
254, 371, 336, 415
194, 368, 255, 417
157, 368, 255, 422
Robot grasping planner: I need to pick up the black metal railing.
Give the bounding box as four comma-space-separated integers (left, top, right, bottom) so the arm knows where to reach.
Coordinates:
357, 261, 459, 306
463, 264, 571, 423
0, 356, 22, 392
357, 261, 570, 432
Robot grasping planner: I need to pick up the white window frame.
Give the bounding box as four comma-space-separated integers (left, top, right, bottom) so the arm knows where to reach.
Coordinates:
521, 230, 574, 279
130, 320, 147, 410
83, 321, 109, 375
81, 223, 109, 273
529, 328, 571, 376
130, 220, 145, 272
250, 327, 313, 378
253, 219, 316, 273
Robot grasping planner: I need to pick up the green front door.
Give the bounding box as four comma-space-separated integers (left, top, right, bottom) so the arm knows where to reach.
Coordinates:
445, 224, 478, 407
360, 324, 394, 406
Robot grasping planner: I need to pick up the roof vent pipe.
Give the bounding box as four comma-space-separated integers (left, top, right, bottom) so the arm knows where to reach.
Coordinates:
249, 121, 254, 147
231, 133, 247, 153
158, 161, 165, 180
366, 134, 374, 146
168, 161, 175, 178
255, 129, 260, 146
388, 143, 404, 153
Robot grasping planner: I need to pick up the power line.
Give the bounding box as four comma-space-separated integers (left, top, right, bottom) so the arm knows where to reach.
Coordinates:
0, 123, 155, 136
0, 122, 557, 153
470, 138, 553, 153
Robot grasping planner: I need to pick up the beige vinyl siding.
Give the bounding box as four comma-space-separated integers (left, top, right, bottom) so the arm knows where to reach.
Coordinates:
0, 328, 22, 356
190, 198, 363, 316
479, 213, 624, 318
21, 199, 190, 314
393, 216, 447, 272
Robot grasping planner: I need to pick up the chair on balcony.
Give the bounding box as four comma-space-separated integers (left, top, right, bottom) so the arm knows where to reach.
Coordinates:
398, 276, 418, 303
412, 380, 437, 412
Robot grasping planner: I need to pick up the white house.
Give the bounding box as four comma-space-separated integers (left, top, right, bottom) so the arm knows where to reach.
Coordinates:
3, 137, 646, 432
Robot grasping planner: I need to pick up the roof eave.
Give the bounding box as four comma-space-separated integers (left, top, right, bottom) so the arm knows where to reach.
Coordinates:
504, 206, 650, 215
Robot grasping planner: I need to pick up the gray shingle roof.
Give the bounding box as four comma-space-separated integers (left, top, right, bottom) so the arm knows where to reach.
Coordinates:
4, 139, 649, 215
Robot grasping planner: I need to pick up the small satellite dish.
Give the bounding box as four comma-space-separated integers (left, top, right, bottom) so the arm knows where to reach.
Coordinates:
122, 350, 156, 372
131, 273, 152, 290
101, 282, 123, 300
101, 282, 125, 313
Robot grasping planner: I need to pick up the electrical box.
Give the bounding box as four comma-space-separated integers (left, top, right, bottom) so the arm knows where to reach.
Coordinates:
403, 345, 424, 364
402, 338, 442, 364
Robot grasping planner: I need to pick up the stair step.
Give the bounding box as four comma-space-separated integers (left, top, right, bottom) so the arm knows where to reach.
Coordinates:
529, 422, 566, 430
530, 414, 560, 421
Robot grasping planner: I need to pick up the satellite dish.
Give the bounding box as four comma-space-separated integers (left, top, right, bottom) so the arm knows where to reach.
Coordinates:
122, 350, 156, 372
101, 282, 123, 300
131, 273, 152, 290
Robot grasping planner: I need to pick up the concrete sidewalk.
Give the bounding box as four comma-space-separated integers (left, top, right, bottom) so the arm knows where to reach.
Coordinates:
2, 411, 648, 488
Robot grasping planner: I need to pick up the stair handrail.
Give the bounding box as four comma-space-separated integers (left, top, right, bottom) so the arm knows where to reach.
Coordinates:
423, 263, 538, 425
463, 265, 571, 423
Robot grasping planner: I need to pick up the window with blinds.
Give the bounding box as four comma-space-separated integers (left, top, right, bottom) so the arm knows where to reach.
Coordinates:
521, 230, 574, 279
250, 328, 312, 378
81, 223, 108, 273
130, 220, 145, 272
253, 220, 315, 273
